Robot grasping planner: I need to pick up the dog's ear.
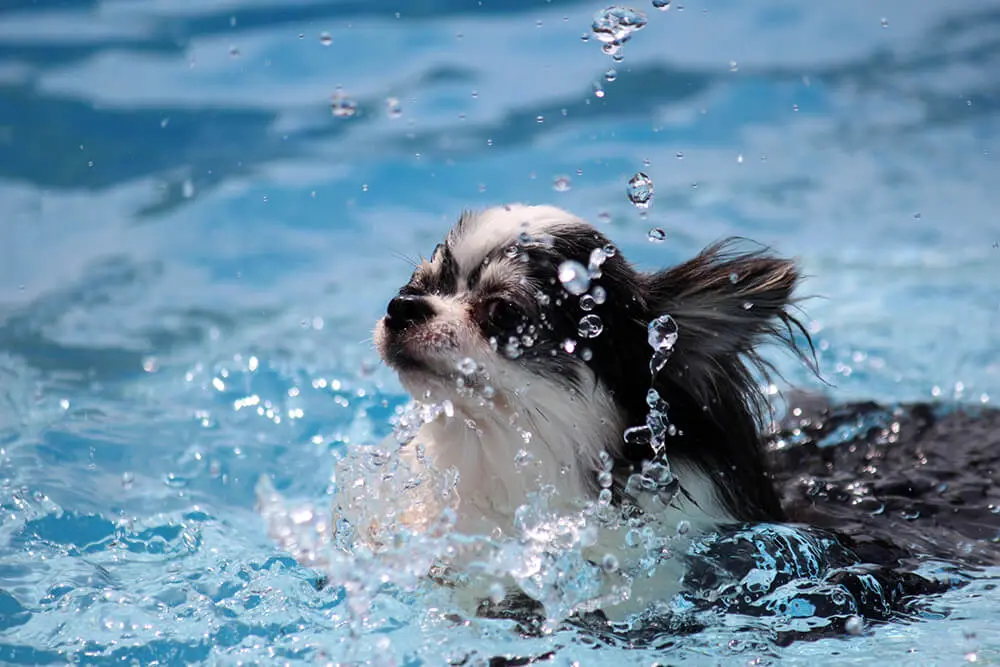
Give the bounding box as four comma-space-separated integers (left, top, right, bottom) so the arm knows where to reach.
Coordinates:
644, 239, 811, 400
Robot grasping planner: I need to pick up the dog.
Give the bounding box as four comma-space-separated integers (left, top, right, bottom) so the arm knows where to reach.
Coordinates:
370, 203, 814, 619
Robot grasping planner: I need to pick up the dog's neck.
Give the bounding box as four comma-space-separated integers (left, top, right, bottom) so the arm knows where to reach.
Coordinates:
403, 384, 733, 538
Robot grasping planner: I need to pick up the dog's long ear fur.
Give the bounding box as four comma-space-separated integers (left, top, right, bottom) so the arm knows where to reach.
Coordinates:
644, 239, 813, 416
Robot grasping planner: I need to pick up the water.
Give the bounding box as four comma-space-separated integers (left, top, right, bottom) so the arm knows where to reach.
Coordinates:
2, 0, 1000, 664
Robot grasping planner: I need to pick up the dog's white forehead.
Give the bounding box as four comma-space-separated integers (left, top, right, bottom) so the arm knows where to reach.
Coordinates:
437, 204, 583, 279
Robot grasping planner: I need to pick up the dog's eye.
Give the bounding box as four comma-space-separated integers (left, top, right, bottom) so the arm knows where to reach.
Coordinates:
483, 297, 522, 331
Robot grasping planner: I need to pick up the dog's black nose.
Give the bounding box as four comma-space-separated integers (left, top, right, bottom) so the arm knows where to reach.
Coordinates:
385, 295, 434, 332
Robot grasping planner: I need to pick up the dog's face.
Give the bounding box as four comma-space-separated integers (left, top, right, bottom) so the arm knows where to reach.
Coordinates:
373, 204, 631, 409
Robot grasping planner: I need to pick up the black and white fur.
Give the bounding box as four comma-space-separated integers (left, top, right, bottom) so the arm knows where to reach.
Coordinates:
372, 204, 810, 612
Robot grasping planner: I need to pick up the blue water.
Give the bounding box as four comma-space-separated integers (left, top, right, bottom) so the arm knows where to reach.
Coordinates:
2, 0, 999, 664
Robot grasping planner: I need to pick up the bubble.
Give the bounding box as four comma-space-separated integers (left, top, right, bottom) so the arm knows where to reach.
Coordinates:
627, 172, 654, 208
558, 260, 591, 295
601, 554, 619, 572
385, 97, 402, 118
580, 294, 596, 311
591, 6, 648, 46
598, 488, 613, 505
578, 314, 604, 338
648, 314, 679, 374
319, 32, 332, 46
330, 89, 357, 118
647, 227, 666, 243
597, 470, 613, 488
653, 0, 671, 9
845, 615, 864, 635
553, 175, 572, 192
457, 357, 478, 376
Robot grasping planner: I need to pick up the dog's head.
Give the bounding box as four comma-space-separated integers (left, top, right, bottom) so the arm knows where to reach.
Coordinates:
374, 204, 810, 521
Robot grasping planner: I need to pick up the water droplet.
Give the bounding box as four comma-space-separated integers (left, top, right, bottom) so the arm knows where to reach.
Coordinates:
588, 247, 610, 277
578, 314, 604, 338
330, 89, 357, 118
385, 97, 402, 118
591, 6, 648, 45
742, 301, 754, 310
676, 519, 690, 535
736, 153, 744, 164
596, 211, 612, 224
652, 0, 671, 10
457, 357, 478, 375
581, 33, 590, 42
229, 46, 240, 57
605, 68, 617, 82
627, 172, 654, 208
647, 227, 666, 243
675, 151, 684, 160
121, 471, 134, 489
729, 60, 739, 72
319, 32, 332, 46
562, 338, 577, 354
489, 583, 505, 604
845, 615, 864, 635
580, 294, 596, 311
559, 260, 590, 295
553, 175, 572, 192
594, 84, 606, 99
597, 470, 613, 488
598, 488, 613, 505
648, 314, 679, 374
880, 17, 888, 28
182, 179, 195, 199
602, 554, 619, 572
580, 347, 593, 361
591, 286, 607, 304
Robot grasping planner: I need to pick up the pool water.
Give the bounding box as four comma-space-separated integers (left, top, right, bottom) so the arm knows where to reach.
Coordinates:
2, 0, 999, 664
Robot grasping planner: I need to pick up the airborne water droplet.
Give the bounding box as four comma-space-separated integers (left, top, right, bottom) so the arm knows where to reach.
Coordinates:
558, 260, 590, 295
578, 314, 604, 338
319, 32, 332, 46
648, 227, 666, 243
627, 172, 654, 209
652, 0, 671, 10
385, 97, 402, 118
552, 175, 572, 192
648, 314, 679, 374
591, 6, 648, 45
